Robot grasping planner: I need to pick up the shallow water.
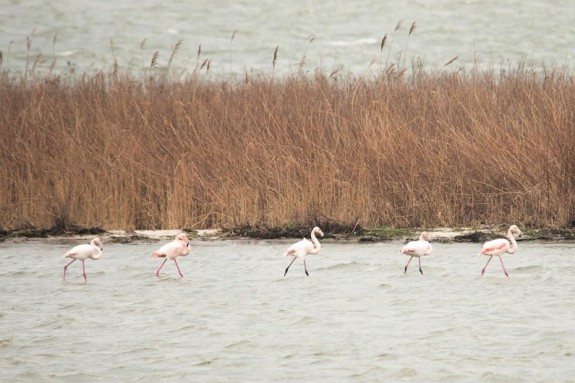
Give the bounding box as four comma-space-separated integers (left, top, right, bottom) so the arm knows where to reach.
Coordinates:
1, 238, 574, 382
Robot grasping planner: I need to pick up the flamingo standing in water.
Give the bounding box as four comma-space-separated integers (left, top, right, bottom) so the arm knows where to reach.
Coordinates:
400, 231, 433, 274
283, 226, 324, 276
63, 237, 103, 282
479, 225, 522, 277
152, 233, 191, 277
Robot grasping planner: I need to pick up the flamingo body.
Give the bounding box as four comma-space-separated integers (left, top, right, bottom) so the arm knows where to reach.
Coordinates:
400, 232, 432, 274
63, 237, 103, 282
284, 227, 324, 276
152, 233, 191, 277
480, 238, 510, 256
479, 225, 522, 277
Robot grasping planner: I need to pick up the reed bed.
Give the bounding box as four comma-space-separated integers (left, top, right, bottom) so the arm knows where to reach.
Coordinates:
1, 65, 574, 231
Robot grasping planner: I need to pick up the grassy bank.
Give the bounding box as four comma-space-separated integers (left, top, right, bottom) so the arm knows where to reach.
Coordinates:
1, 65, 574, 232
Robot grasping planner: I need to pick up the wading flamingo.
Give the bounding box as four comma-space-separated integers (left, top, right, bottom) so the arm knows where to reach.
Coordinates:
63, 237, 103, 282
479, 225, 522, 277
152, 233, 191, 277
283, 226, 324, 276
400, 231, 433, 274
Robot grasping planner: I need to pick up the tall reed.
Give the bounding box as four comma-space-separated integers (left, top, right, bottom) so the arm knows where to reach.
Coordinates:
1, 64, 573, 230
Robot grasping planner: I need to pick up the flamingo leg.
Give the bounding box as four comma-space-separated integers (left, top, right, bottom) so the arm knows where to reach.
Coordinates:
174, 259, 184, 277
418, 257, 423, 275
498, 256, 509, 277
63, 259, 76, 281
284, 257, 298, 276
481, 256, 493, 276
303, 259, 309, 276
404, 256, 413, 274
155, 258, 168, 277
82, 260, 87, 282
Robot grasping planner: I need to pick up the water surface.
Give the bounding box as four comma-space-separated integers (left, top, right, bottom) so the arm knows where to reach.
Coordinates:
1, 239, 574, 382
1, 0, 573, 76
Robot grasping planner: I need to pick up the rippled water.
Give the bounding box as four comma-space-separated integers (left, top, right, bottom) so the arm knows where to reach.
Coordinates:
1, 238, 574, 382
1, 0, 573, 76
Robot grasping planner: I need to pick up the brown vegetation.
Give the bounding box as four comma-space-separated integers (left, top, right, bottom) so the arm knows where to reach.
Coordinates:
1, 64, 574, 231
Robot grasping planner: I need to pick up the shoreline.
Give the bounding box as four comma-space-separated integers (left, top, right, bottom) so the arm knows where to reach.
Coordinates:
1, 225, 574, 244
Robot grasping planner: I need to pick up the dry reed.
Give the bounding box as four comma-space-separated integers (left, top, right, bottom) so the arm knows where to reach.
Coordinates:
1, 64, 574, 231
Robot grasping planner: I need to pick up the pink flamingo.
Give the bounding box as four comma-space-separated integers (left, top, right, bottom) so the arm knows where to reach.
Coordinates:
479, 225, 522, 277
151, 233, 191, 277
63, 237, 103, 282
284, 226, 324, 276
400, 231, 432, 274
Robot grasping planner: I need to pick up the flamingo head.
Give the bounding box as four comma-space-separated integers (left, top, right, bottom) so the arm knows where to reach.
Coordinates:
312, 227, 324, 238
176, 233, 190, 246
508, 225, 522, 238
91, 237, 103, 250
419, 231, 430, 241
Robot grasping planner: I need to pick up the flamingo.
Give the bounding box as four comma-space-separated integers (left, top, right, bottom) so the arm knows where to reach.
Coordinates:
63, 237, 103, 282
283, 226, 324, 276
400, 231, 432, 274
151, 233, 191, 277
478, 225, 522, 277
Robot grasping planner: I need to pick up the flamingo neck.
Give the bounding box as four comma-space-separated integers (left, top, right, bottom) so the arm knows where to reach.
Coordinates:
92, 247, 103, 259
310, 230, 321, 254
507, 230, 518, 254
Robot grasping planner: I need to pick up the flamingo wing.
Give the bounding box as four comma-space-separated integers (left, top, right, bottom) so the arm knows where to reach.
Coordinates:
481, 238, 510, 256
284, 238, 315, 257
153, 241, 186, 259
401, 240, 432, 256
64, 243, 94, 260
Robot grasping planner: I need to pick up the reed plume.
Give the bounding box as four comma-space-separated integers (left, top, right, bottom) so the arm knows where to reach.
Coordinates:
443, 56, 458, 67
168, 39, 183, 69
150, 51, 159, 68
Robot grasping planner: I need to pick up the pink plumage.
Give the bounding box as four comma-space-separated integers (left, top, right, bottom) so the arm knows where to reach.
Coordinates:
400, 231, 432, 274
283, 227, 324, 276
63, 237, 103, 282
478, 225, 522, 277
152, 233, 191, 277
